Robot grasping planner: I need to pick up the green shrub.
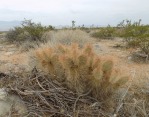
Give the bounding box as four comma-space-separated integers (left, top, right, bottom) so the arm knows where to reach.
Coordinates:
116, 19, 149, 58
6, 19, 54, 43
117, 19, 149, 48
92, 25, 116, 39
6, 27, 24, 43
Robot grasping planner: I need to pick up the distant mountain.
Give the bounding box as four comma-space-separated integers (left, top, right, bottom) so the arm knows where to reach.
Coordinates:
0, 21, 21, 31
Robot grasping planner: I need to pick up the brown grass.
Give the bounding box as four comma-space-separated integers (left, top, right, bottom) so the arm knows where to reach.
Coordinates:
44, 29, 95, 47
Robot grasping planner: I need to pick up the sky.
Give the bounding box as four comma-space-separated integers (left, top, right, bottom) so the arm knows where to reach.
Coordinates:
0, 0, 149, 26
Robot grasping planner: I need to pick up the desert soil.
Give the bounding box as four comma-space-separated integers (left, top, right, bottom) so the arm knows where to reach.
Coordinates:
0, 42, 29, 73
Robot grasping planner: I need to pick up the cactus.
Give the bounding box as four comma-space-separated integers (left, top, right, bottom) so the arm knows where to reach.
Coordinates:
33, 43, 129, 100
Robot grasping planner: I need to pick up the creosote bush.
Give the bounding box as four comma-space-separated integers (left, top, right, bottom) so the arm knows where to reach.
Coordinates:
31, 43, 129, 102
92, 25, 116, 39
117, 19, 149, 48
5, 19, 54, 51
116, 19, 149, 61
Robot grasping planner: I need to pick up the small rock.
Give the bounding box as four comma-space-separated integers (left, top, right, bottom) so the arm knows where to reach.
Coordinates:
94, 44, 100, 48
0, 88, 7, 100
0, 88, 27, 116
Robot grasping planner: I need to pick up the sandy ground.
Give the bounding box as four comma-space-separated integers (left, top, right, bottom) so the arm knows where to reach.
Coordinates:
0, 43, 29, 73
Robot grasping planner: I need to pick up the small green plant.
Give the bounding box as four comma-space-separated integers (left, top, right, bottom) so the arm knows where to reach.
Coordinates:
32, 44, 129, 101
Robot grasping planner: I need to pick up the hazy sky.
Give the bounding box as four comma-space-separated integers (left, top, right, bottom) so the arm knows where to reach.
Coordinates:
0, 0, 149, 26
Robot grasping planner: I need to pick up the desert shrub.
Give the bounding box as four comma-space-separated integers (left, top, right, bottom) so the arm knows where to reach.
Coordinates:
117, 20, 149, 61
46, 29, 95, 47
18, 41, 40, 52
79, 26, 91, 33
117, 19, 149, 48
140, 41, 149, 55
6, 19, 54, 43
30, 44, 128, 102
131, 41, 149, 63
91, 25, 116, 39
131, 51, 149, 63
6, 27, 24, 43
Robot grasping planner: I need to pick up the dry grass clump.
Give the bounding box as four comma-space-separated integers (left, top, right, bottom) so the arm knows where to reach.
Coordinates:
117, 77, 149, 117
31, 44, 129, 103
45, 29, 95, 47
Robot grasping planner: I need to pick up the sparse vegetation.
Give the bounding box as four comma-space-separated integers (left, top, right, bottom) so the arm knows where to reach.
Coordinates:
117, 19, 149, 48
116, 19, 149, 62
90, 19, 149, 62
1, 18, 149, 116
92, 25, 116, 39
46, 29, 95, 47
5, 19, 54, 51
